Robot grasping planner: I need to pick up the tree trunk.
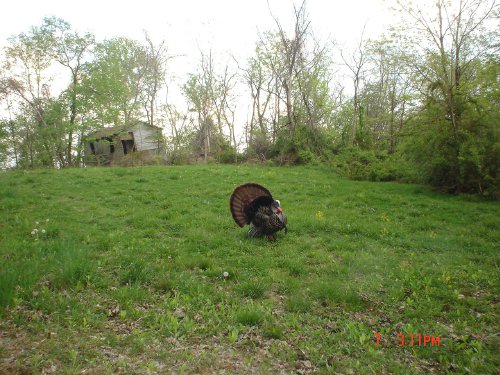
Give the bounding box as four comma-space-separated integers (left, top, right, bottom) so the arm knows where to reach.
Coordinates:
67, 74, 78, 167
284, 79, 295, 141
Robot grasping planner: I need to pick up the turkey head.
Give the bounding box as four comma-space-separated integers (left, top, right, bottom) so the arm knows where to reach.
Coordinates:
230, 183, 287, 240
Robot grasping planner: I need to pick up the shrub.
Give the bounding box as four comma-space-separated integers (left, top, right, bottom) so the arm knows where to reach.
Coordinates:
297, 150, 319, 165
332, 147, 413, 182
246, 131, 273, 161
270, 124, 332, 165
402, 109, 499, 197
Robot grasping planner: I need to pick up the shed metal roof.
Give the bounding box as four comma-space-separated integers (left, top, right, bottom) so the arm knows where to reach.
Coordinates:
85, 122, 162, 141
90, 127, 127, 139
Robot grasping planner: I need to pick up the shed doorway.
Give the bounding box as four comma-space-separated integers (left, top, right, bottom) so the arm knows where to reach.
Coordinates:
122, 140, 135, 154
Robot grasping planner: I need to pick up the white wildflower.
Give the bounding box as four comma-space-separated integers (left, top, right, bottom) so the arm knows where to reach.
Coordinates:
35, 221, 39, 225
223, 271, 229, 278
41, 229, 46, 234
31, 230, 36, 235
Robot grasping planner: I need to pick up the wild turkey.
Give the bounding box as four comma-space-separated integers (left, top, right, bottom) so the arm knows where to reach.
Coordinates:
230, 183, 287, 240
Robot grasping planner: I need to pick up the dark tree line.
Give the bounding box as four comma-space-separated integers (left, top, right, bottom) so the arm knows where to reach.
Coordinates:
0, 0, 498, 196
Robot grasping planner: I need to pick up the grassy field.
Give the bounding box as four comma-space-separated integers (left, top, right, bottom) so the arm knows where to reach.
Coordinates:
0, 165, 498, 374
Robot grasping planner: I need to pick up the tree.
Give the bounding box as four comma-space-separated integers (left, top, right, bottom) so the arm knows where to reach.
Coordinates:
397, 0, 498, 194
42, 17, 95, 166
245, 1, 336, 162
266, 1, 311, 141
361, 37, 413, 152
141, 33, 172, 129
3, 23, 58, 167
248, 32, 288, 146
240, 54, 273, 142
183, 50, 237, 162
183, 57, 214, 162
163, 103, 187, 155
341, 26, 368, 146
79, 37, 147, 128
1, 18, 96, 167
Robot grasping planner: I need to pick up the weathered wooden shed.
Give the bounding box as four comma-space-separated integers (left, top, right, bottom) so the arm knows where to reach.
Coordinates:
83, 122, 164, 165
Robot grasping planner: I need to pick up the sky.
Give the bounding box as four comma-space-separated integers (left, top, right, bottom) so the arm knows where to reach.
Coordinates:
0, 0, 396, 48
0, 0, 402, 135
0, 0, 398, 75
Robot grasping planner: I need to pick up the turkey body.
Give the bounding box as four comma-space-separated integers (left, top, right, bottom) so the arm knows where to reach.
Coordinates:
230, 183, 287, 240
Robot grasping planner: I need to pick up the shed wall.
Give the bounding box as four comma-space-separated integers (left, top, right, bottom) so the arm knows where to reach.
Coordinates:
132, 124, 161, 152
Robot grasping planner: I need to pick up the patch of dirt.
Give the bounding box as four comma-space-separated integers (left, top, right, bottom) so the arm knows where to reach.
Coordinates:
1, 314, 312, 375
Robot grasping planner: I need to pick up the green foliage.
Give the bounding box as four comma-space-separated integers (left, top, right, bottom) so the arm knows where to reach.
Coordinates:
2, 17, 96, 168
354, 105, 373, 149
79, 38, 145, 126
332, 147, 415, 182
246, 131, 274, 161
168, 147, 194, 165
213, 136, 238, 164
181, 52, 238, 163
0, 120, 12, 167
271, 124, 331, 164
297, 150, 317, 165
2, 14, 496, 201
402, 58, 499, 198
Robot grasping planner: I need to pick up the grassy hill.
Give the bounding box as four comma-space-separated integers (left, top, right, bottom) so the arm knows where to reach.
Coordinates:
0, 165, 498, 374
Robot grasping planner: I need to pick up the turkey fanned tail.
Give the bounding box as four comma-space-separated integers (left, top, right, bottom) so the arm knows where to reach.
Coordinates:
230, 183, 272, 227
230, 183, 287, 240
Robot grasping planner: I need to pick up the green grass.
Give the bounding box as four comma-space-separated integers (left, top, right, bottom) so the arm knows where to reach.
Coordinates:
0, 164, 498, 373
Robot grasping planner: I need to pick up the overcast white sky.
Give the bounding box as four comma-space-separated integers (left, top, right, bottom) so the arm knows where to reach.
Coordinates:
0, 1, 396, 45
0, 0, 398, 73
0, 0, 402, 135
